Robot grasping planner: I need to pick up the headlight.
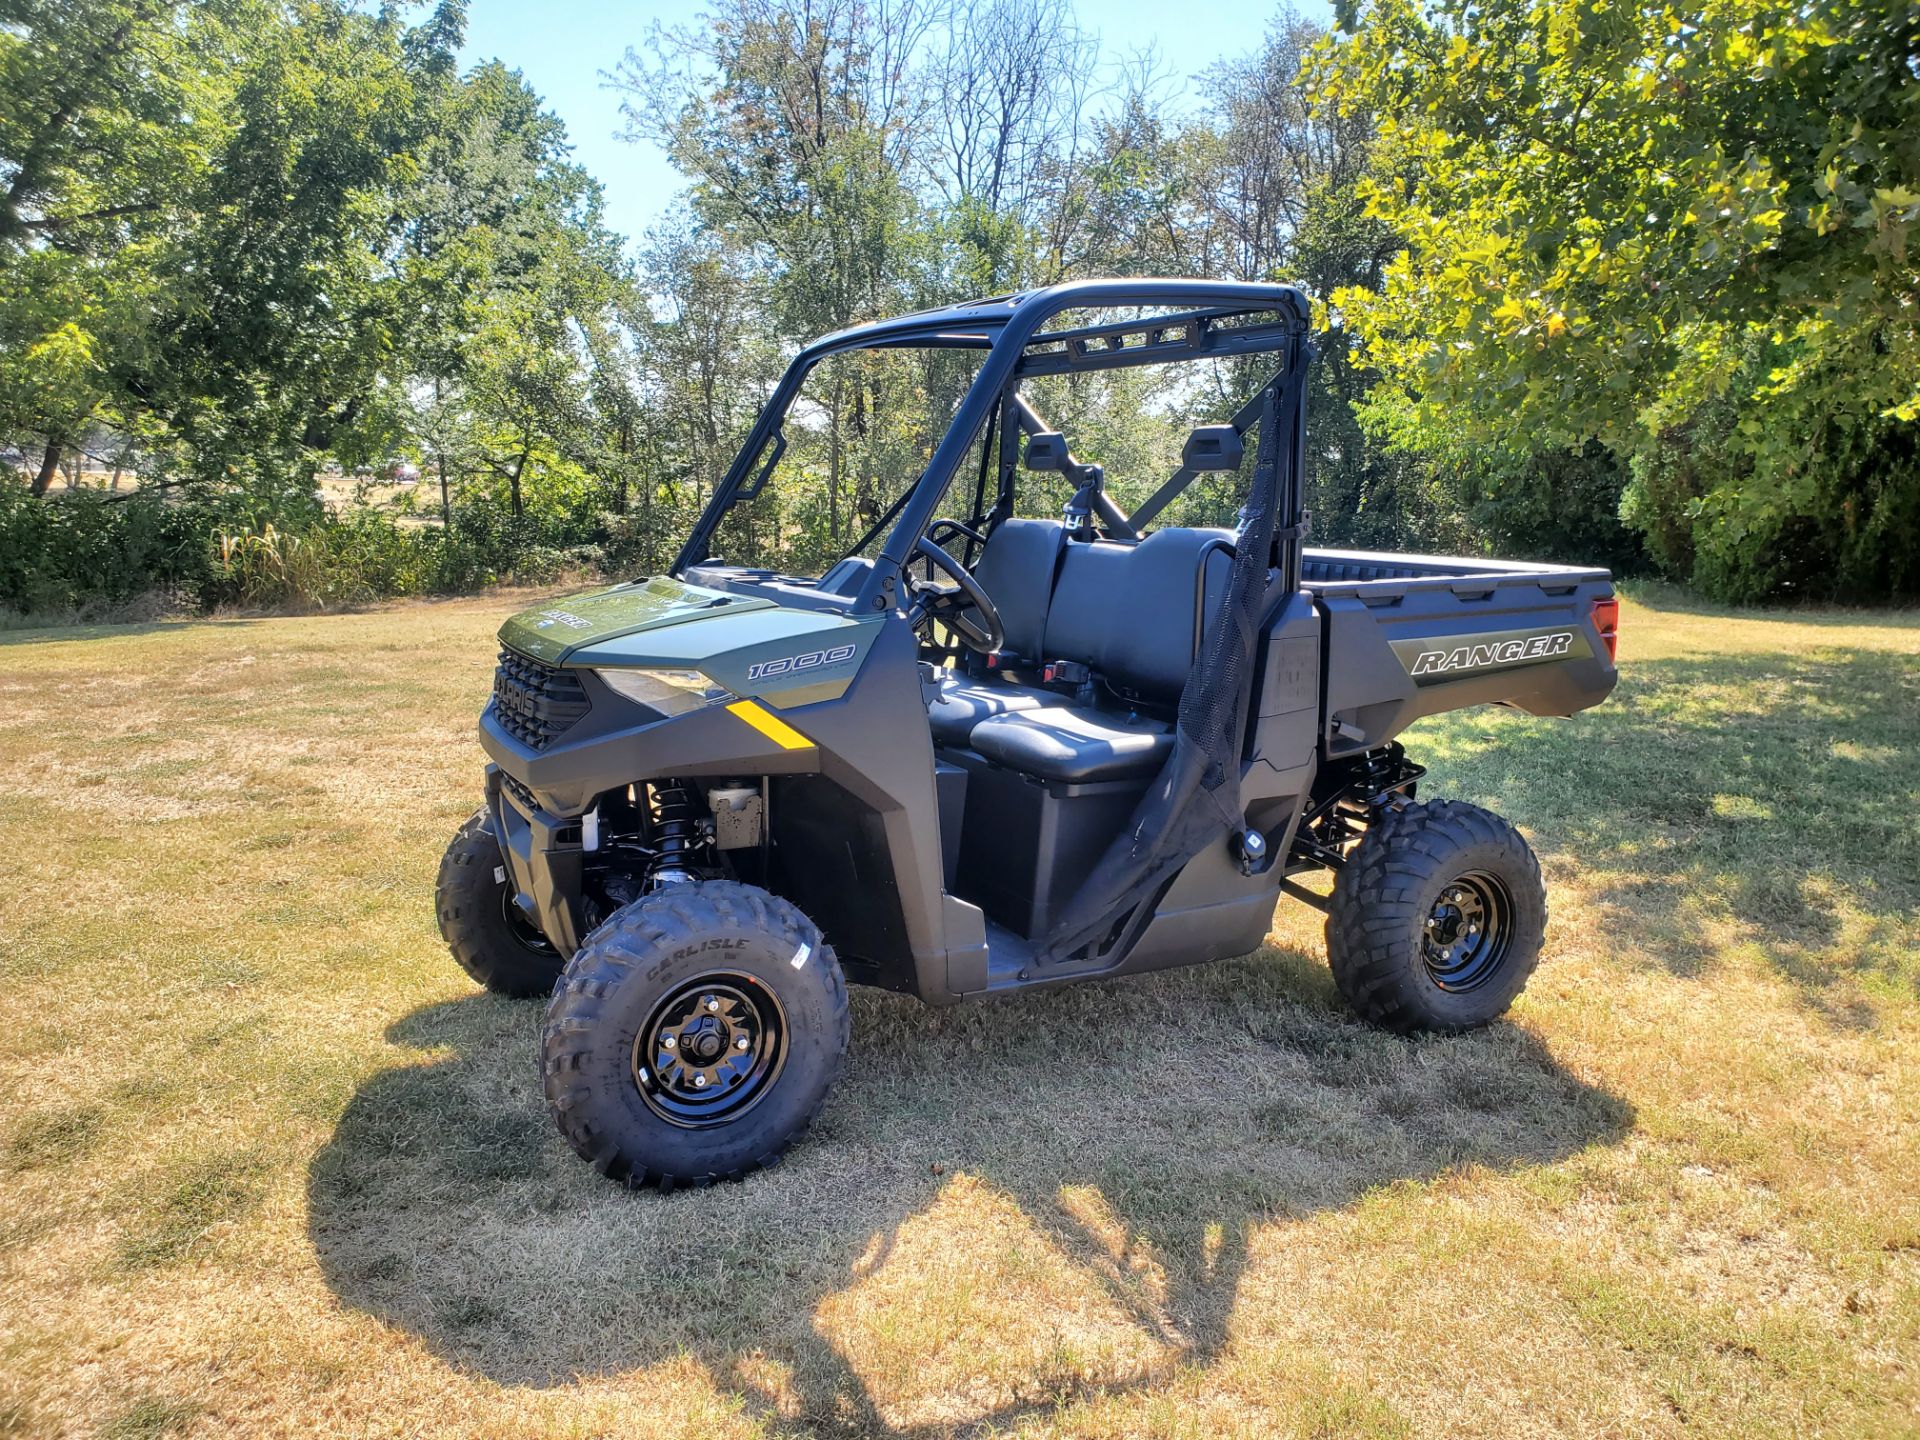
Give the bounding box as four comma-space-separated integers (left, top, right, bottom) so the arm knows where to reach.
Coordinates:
594, 667, 735, 716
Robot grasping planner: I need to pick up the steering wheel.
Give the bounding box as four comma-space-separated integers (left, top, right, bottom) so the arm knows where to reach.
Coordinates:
904, 520, 1003, 654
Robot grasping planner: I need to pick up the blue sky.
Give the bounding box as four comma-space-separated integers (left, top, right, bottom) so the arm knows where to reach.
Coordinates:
459, 0, 1328, 249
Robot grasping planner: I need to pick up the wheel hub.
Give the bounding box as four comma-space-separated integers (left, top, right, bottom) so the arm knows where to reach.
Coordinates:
680, 1014, 726, 1061
1421, 872, 1512, 993
499, 889, 556, 956
632, 976, 788, 1128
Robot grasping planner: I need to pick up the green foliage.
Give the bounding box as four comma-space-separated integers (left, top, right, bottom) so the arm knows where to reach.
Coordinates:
1447, 444, 1646, 575
0, 483, 611, 620
209, 525, 340, 610
1294, 166, 1457, 554
206, 511, 497, 611
151, 0, 437, 481
1627, 338, 1920, 602
0, 487, 220, 614
0, 0, 656, 615
627, 1, 935, 335
1314, 0, 1920, 600
10, 0, 1910, 615
0, 0, 229, 489
0, 1, 469, 492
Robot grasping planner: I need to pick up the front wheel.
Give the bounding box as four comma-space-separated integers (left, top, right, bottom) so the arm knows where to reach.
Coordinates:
1324, 799, 1547, 1033
541, 880, 849, 1188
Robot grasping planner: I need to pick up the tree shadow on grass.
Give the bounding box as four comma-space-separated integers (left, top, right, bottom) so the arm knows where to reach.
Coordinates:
1411, 645, 1920, 1027
1621, 581, 1920, 631
0, 587, 571, 647
0, 617, 274, 647
309, 956, 1630, 1435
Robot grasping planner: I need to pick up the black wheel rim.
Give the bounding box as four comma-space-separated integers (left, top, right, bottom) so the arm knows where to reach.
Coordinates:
1422, 871, 1514, 993
499, 888, 556, 955
632, 973, 789, 1129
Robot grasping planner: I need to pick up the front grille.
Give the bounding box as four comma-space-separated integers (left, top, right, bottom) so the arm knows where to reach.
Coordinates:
492, 647, 590, 750
499, 770, 538, 813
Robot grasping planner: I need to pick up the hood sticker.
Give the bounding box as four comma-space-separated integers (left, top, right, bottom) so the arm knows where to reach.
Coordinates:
745, 643, 859, 682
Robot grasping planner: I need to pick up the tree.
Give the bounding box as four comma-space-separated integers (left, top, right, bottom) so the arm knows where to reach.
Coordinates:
392, 56, 635, 534
1314, 0, 1920, 599
0, 0, 475, 503
0, 0, 231, 490
1120, 11, 1439, 551
0, 0, 217, 244
925, 0, 1099, 290
616, 0, 936, 338
636, 217, 779, 514
147, 1, 448, 494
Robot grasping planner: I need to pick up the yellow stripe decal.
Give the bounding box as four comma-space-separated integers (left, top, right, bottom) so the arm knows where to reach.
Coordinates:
727, 699, 815, 751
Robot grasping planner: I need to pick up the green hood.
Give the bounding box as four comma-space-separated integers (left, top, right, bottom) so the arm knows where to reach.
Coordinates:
497, 577, 776, 665
499, 577, 885, 710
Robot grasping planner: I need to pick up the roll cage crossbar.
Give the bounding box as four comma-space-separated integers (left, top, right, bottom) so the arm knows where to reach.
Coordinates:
670, 278, 1313, 614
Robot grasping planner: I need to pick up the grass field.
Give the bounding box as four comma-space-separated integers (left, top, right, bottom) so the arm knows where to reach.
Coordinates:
1, 588, 1917, 1438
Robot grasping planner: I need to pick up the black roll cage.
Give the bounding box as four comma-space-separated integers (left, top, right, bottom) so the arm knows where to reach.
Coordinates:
670, 278, 1313, 613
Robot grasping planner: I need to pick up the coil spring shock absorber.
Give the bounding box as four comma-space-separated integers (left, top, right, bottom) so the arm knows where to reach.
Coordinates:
646, 780, 703, 886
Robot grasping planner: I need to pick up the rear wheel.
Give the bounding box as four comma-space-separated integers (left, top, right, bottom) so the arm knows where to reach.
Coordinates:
541, 880, 848, 1188
435, 807, 564, 998
1324, 799, 1547, 1033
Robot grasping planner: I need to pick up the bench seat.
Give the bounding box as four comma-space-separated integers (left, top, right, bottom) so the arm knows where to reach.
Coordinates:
969, 706, 1175, 783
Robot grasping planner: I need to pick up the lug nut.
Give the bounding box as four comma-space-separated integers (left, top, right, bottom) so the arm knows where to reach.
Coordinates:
735, 1036, 749, 1050
706, 997, 719, 1012
693, 1074, 708, 1088
662, 1035, 676, 1048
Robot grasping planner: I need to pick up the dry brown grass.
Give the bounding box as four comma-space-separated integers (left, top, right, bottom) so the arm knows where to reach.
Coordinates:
0, 588, 1916, 1438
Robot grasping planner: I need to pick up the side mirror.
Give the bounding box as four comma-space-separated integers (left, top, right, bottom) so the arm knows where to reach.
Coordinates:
1183, 425, 1244, 473
1023, 432, 1069, 472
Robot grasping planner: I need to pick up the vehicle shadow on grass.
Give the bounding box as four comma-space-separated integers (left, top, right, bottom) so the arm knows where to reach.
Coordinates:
309, 954, 1630, 1435
1411, 645, 1920, 1028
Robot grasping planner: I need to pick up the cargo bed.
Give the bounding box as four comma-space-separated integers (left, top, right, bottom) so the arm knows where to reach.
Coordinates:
1299, 548, 1619, 759
1302, 547, 1612, 594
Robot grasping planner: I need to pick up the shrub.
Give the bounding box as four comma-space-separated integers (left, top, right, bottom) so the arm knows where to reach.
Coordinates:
1446, 444, 1650, 576
1625, 344, 1920, 604
0, 483, 596, 621
0, 487, 224, 616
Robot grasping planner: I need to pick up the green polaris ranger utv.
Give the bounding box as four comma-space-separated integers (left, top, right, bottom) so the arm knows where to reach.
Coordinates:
436, 279, 1620, 1188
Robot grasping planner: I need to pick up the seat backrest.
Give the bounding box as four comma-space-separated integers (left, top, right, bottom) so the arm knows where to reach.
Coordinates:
971, 517, 1062, 660
1043, 527, 1234, 698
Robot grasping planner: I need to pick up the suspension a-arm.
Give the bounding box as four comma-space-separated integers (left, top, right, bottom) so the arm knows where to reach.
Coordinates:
1279, 743, 1427, 911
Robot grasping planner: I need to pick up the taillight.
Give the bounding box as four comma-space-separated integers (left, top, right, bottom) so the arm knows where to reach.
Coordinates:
1591, 596, 1619, 661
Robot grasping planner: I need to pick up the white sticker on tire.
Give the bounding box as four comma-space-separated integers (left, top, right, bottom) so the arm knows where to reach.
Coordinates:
493, 865, 507, 885
791, 941, 811, 970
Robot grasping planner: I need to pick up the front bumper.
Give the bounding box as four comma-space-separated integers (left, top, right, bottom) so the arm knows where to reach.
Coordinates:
485, 763, 589, 956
